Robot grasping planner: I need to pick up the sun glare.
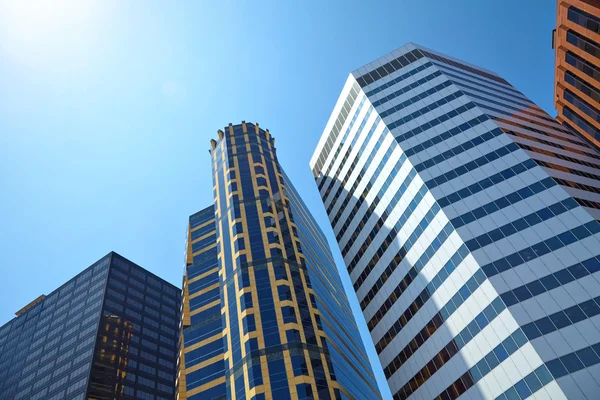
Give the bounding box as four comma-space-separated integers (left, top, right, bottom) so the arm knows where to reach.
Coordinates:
0, 0, 103, 67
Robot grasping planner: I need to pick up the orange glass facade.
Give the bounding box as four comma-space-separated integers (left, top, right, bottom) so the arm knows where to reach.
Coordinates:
554, 0, 600, 147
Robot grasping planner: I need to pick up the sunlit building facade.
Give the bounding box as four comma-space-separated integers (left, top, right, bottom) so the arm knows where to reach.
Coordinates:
311, 43, 600, 399
554, 0, 600, 147
0, 252, 181, 400
177, 122, 381, 400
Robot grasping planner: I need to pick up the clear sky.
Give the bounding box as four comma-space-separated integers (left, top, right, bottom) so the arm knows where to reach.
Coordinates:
0, 0, 556, 397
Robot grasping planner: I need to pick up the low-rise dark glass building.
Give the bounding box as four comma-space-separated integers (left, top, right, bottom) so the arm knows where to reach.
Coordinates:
0, 252, 181, 400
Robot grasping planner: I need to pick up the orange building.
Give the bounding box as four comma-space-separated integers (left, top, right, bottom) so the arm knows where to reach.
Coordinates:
554, 0, 600, 148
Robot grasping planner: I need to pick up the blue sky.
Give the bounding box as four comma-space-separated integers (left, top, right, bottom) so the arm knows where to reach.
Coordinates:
0, 0, 555, 397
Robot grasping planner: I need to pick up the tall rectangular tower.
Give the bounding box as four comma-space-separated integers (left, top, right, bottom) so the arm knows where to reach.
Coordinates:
177, 122, 382, 400
554, 0, 600, 147
0, 252, 181, 400
311, 43, 600, 400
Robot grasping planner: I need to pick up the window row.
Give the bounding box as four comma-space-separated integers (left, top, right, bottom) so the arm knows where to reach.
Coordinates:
565, 51, 600, 85
345, 168, 420, 273
476, 101, 573, 136
332, 132, 396, 239
522, 295, 600, 341
321, 106, 373, 201
324, 114, 381, 213
515, 136, 600, 173
482, 220, 600, 278
495, 365, 555, 400
422, 50, 509, 85
568, 6, 600, 36
499, 116, 593, 150
452, 177, 557, 229
112, 258, 179, 298
340, 152, 411, 258
353, 188, 431, 313
376, 244, 471, 360
563, 105, 600, 141
395, 298, 514, 399
426, 142, 520, 189
313, 84, 360, 177
317, 95, 366, 192
367, 222, 455, 330
564, 88, 600, 124
414, 127, 502, 174
394, 102, 478, 143
465, 197, 578, 252
565, 70, 600, 104
437, 158, 539, 208
383, 82, 457, 123
428, 329, 531, 400
382, 268, 486, 376
358, 200, 440, 308
365, 61, 433, 97
463, 88, 557, 125
567, 30, 600, 62
372, 69, 444, 109
440, 67, 537, 113
356, 49, 424, 88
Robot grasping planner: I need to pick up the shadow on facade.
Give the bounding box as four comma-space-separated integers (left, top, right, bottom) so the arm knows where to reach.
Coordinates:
327, 175, 484, 400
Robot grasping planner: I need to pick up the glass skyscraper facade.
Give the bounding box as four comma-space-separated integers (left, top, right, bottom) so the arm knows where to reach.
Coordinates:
0, 252, 181, 400
554, 0, 600, 147
311, 43, 600, 399
177, 122, 381, 400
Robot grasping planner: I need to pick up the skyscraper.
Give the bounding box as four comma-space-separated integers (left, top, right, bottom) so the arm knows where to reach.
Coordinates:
0, 252, 181, 400
177, 122, 381, 400
554, 0, 600, 147
311, 43, 600, 399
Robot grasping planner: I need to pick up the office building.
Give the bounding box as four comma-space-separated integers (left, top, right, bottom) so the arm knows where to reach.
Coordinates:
554, 0, 600, 147
311, 43, 600, 399
177, 122, 381, 400
0, 251, 181, 400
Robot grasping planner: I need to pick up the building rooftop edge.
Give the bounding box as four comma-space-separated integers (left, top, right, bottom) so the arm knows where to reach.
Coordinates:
210, 121, 274, 152
14, 295, 46, 316
110, 251, 180, 291
350, 42, 500, 78
8, 251, 179, 321
189, 205, 215, 221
